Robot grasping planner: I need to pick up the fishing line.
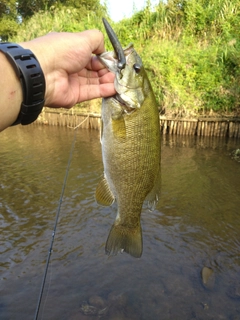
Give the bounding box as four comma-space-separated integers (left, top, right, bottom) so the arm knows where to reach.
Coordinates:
34, 128, 78, 320
39, 253, 53, 319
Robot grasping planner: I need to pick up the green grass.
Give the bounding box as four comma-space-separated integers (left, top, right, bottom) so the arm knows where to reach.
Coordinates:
9, 0, 240, 116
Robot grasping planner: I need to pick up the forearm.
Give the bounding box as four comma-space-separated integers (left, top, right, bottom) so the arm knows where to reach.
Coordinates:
0, 31, 115, 132
0, 52, 22, 131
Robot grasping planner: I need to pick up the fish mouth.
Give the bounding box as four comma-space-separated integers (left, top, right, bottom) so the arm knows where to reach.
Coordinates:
113, 95, 136, 114
102, 18, 126, 70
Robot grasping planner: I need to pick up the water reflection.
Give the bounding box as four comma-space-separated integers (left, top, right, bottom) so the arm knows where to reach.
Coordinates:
0, 126, 240, 319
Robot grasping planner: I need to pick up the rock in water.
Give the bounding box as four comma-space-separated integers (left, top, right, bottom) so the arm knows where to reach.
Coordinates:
88, 295, 106, 309
201, 266, 215, 289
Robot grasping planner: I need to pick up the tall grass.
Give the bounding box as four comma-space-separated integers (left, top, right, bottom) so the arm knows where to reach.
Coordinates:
11, 0, 240, 116
12, 6, 106, 42
114, 0, 240, 115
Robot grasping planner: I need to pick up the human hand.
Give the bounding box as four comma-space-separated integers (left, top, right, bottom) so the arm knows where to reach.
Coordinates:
21, 30, 116, 108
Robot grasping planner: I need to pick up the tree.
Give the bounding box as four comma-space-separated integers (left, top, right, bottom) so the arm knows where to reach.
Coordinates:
0, 0, 18, 40
17, 0, 56, 20
17, 0, 106, 20
0, 0, 106, 40
0, 0, 17, 19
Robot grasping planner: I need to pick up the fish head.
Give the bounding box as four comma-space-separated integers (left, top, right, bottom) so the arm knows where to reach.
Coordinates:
99, 18, 148, 111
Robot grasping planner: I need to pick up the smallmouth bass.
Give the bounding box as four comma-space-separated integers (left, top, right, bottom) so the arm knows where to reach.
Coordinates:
96, 18, 161, 258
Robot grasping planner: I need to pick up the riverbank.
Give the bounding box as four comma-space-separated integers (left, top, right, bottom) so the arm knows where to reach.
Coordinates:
35, 109, 240, 138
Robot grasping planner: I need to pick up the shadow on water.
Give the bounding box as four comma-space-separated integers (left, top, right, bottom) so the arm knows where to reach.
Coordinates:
0, 126, 240, 319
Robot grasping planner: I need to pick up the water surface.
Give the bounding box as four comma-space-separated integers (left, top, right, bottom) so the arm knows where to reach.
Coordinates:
1, 126, 240, 320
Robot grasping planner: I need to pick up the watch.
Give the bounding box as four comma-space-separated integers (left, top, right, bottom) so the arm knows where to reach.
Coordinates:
0, 42, 46, 126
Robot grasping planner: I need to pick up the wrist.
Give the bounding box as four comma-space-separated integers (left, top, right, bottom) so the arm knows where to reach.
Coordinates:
0, 42, 46, 126
20, 41, 52, 106
0, 51, 22, 130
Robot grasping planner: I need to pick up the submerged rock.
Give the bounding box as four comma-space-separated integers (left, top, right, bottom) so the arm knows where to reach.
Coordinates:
88, 295, 106, 309
201, 266, 215, 289
80, 300, 108, 317
231, 149, 240, 162
79, 291, 131, 319
80, 301, 98, 316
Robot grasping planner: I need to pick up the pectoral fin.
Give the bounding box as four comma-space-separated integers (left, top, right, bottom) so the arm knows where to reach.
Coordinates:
112, 117, 127, 141
145, 167, 161, 211
110, 100, 127, 141
95, 177, 115, 206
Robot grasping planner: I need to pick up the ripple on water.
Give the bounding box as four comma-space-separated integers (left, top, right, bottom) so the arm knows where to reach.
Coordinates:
1, 127, 240, 320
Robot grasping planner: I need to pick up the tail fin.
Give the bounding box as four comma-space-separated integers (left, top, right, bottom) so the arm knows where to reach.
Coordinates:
105, 223, 142, 258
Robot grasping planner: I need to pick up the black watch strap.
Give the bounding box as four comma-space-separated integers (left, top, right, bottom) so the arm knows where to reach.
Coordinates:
0, 42, 46, 126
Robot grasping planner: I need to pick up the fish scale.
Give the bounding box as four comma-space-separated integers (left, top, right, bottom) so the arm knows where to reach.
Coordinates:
95, 19, 161, 258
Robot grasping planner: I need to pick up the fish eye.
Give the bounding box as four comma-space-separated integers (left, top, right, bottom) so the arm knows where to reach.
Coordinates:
133, 63, 141, 74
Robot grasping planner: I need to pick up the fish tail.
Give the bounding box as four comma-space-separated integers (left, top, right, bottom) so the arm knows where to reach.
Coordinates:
105, 223, 142, 258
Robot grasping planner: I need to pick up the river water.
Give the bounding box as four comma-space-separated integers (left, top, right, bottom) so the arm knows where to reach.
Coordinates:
0, 125, 240, 320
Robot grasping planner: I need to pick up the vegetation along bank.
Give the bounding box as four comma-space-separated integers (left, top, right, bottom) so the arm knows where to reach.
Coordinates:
1, 0, 240, 135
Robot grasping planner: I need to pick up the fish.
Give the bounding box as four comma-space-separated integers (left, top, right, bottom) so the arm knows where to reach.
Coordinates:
95, 18, 161, 258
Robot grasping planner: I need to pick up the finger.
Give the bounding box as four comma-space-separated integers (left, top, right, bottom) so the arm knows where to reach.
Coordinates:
92, 57, 106, 71
99, 71, 115, 84
78, 83, 116, 101
98, 68, 115, 78
77, 68, 115, 83
85, 56, 107, 71
79, 30, 105, 55
78, 68, 100, 79
77, 72, 115, 87
99, 83, 116, 97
